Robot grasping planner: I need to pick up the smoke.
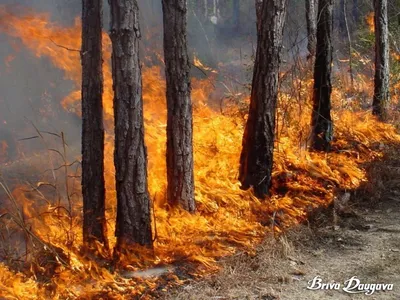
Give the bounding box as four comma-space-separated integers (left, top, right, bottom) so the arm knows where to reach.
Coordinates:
0, 4, 80, 161
0, 1, 252, 156
0, 0, 308, 163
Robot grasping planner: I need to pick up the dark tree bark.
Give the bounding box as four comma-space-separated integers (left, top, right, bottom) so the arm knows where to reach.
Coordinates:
239, 0, 287, 199
352, 0, 359, 24
338, 0, 346, 34
255, 0, 263, 32
81, 0, 108, 249
311, 0, 334, 151
109, 0, 153, 248
372, 0, 390, 121
305, 0, 317, 58
162, 0, 196, 212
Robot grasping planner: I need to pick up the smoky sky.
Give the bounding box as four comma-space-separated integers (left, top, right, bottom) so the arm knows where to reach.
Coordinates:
0, 0, 307, 155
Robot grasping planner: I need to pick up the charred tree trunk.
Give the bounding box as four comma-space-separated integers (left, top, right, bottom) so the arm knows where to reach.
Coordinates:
305, 0, 317, 59
109, 0, 153, 248
311, 0, 333, 151
372, 0, 390, 121
239, 0, 287, 199
162, 0, 196, 212
81, 0, 108, 249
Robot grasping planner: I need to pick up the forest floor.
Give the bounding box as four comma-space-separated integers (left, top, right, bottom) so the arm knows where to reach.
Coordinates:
165, 146, 400, 300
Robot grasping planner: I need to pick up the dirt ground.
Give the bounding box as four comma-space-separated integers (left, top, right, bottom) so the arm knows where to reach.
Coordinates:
165, 149, 400, 300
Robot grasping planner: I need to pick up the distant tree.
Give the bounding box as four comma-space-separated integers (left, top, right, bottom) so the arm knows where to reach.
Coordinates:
352, 0, 359, 24
372, 0, 389, 121
232, 0, 240, 29
109, 0, 153, 249
239, 0, 287, 199
338, 0, 346, 34
81, 0, 108, 250
305, 0, 317, 58
310, 0, 334, 151
162, 0, 196, 212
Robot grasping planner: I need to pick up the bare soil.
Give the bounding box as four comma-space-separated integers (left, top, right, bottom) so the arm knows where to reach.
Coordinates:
165, 149, 400, 300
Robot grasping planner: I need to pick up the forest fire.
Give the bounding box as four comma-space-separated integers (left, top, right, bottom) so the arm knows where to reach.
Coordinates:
0, 4, 400, 299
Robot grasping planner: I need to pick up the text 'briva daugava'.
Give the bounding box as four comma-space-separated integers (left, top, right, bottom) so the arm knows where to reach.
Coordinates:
307, 276, 393, 295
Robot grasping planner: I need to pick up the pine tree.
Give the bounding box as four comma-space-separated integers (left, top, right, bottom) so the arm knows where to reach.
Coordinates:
81, 0, 108, 250
109, 0, 153, 249
372, 0, 390, 121
311, 0, 334, 151
239, 0, 287, 199
162, 0, 196, 212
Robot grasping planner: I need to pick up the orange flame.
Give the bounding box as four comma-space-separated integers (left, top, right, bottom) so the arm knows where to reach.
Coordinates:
0, 5, 400, 298
366, 12, 374, 33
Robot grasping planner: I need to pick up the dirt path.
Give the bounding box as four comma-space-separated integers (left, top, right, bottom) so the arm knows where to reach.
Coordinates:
166, 151, 400, 300
277, 200, 400, 300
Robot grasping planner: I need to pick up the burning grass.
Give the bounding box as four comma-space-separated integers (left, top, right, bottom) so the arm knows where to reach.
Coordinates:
0, 5, 400, 299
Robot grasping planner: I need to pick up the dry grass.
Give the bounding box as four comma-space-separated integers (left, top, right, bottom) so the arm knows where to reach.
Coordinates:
165, 234, 302, 300
165, 145, 400, 300
358, 145, 400, 204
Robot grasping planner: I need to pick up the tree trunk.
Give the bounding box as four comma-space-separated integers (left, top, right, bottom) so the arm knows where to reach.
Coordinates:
81, 0, 108, 250
232, 0, 240, 29
352, 0, 359, 24
255, 0, 263, 32
372, 0, 389, 121
311, 0, 333, 151
338, 0, 346, 35
109, 0, 153, 248
162, 0, 196, 212
239, 0, 287, 199
305, 0, 317, 58
344, 0, 354, 87
213, 0, 218, 17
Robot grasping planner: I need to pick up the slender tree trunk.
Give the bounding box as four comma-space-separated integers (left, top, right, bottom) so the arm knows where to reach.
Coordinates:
109, 0, 153, 248
255, 0, 263, 32
352, 0, 359, 24
311, 0, 333, 151
232, 0, 240, 29
344, 0, 354, 87
305, 0, 317, 59
338, 0, 346, 35
372, 0, 390, 121
162, 0, 196, 212
81, 0, 108, 250
239, 0, 287, 199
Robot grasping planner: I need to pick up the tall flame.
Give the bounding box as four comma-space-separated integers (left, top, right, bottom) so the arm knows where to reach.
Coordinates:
0, 5, 400, 298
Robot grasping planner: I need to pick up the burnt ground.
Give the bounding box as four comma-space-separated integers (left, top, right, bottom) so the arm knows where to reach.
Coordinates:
165, 148, 400, 300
